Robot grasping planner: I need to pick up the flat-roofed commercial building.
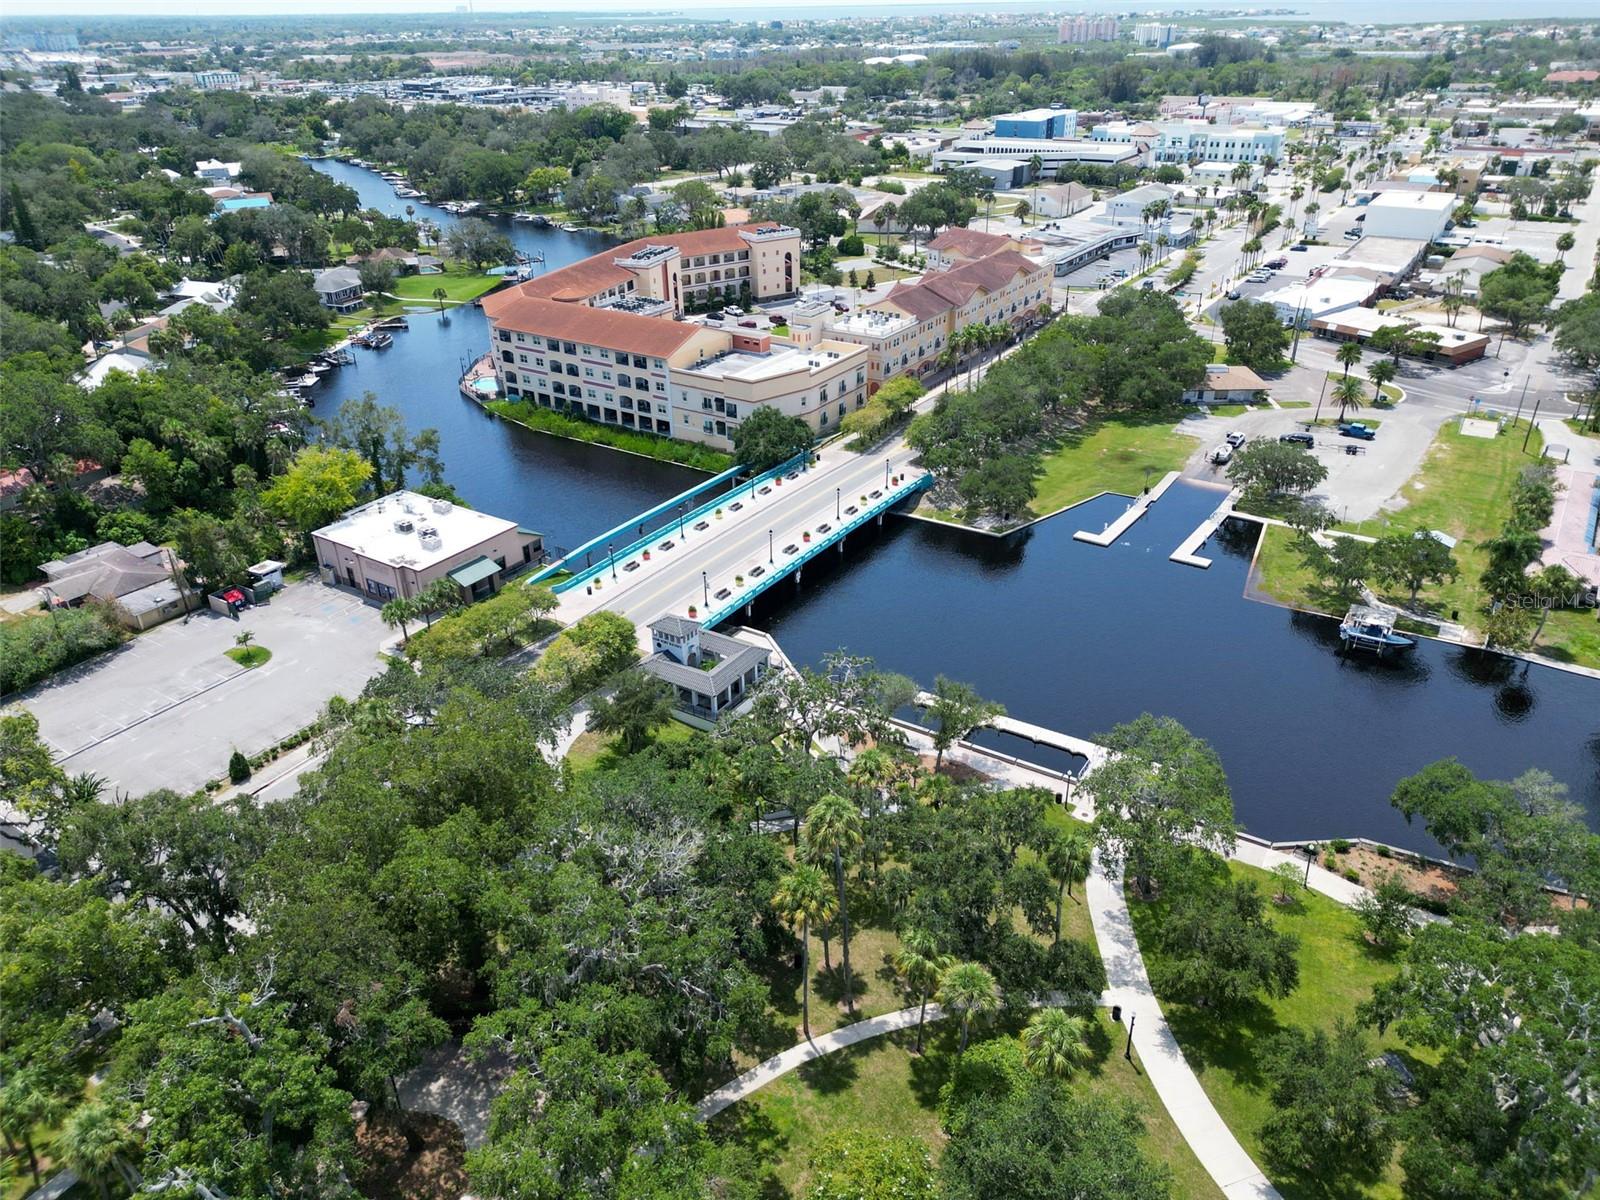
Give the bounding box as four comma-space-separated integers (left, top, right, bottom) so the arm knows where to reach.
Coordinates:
311, 491, 541, 602
1309, 309, 1489, 366
931, 137, 1141, 179
1361, 191, 1456, 242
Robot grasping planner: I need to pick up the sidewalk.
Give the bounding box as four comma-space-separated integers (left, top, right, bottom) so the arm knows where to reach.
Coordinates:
1088, 858, 1282, 1200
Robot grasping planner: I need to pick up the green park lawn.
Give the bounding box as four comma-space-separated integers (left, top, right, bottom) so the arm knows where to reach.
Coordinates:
564, 719, 696, 776
392, 268, 501, 305
1250, 418, 1599, 668
710, 1009, 1222, 1200
1127, 860, 1431, 1200
1031, 415, 1198, 517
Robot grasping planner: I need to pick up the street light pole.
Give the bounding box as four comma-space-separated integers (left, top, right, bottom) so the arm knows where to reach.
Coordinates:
702, 570, 709, 607
769, 529, 774, 563
836, 488, 841, 519
608, 542, 616, 580
1124, 1013, 1136, 1061
1303, 844, 1316, 886
678, 502, 686, 539
1312, 370, 1330, 424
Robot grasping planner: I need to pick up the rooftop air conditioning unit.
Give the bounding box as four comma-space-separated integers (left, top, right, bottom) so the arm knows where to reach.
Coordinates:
394, 518, 414, 533
430, 499, 451, 514
418, 527, 442, 551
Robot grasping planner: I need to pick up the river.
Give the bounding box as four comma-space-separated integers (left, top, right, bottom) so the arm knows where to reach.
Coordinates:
311, 159, 1598, 850
306, 157, 710, 553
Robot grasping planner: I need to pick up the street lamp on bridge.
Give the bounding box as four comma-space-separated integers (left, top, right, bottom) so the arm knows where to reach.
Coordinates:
702, 570, 709, 607
836, 488, 840, 519
769, 529, 774, 563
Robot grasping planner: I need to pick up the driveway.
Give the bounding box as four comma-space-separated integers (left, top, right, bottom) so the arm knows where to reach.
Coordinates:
19, 580, 390, 796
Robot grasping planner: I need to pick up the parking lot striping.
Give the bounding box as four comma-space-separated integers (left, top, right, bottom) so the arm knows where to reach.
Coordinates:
55, 663, 256, 762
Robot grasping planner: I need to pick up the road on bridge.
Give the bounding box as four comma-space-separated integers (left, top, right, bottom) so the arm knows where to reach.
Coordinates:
558, 437, 924, 639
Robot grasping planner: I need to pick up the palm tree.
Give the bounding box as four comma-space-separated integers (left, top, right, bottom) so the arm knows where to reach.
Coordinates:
432, 286, 449, 311
1367, 358, 1397, 402
1441, 274, 1466, 328
1042, 828, 1092, 942
1020, 1008, 1094, 1079
1526, 565, 1579, 648
0, 1069, 68, 1185
847, 748, 910, 882
1336, 340, 1364, 378
804, 794, 864, 1013
1556, 231, 1576, 263
938, 961, 1000, 1055
1333, 374, 1366, 422
894, 928, 955, 1054
381, 596, 417, 643
1014, 199, 1031, 226
55, 1102, 132, 1200
771, 865, 835, 1041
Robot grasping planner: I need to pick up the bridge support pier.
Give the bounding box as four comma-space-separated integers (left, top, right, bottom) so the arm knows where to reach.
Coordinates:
745, 603, 753, 619
837, 539, 845, 555
795, 569, 803, 588
876, 513, 883, 527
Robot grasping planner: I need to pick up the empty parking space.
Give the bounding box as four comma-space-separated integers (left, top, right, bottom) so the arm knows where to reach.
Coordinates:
21, 580, 391, 796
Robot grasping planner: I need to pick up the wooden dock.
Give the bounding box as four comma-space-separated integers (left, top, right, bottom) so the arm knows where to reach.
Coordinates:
1073, 471, 1181, 547
913, 694, 1109, 774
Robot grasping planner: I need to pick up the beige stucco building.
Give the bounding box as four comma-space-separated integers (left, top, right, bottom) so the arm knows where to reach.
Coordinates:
311, 491, 541, 602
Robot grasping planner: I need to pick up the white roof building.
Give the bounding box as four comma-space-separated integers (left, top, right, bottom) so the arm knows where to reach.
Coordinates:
1258, 277, 1376, 325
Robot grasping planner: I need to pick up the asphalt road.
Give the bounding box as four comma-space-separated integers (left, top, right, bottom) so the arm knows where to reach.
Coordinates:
559, 437, 922, 636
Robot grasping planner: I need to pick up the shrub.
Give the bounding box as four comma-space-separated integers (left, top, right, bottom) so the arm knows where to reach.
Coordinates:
1330, 838, 1352, 853
228, 750, 252, 784
875, 178, 906, 195
1375, 844, 1392, 858
1344, 868, 1362, 883
837, 233, 865, 256
0, 604, 129, 694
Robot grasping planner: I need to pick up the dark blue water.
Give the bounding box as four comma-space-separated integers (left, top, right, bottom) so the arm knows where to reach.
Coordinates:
305, 160, 707, 550
309, 161, 1600, 851
747, 482, 1600, 850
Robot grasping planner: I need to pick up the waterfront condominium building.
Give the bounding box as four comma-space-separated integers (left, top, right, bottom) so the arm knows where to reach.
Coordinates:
504, 221, 804, 314
482, 297, 871, 451
481, 219, 1047, 449
1133, 22, 1177, 48
811, 249, 1052, 385
1058, 15, 1119, 43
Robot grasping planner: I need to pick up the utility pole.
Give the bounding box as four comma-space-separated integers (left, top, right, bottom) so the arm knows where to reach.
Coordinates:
1511, 376, 1530, 427
1522, 397, 1542, 452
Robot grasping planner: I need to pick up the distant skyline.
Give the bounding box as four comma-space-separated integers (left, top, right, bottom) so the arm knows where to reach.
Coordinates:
4, 0, 1598, 21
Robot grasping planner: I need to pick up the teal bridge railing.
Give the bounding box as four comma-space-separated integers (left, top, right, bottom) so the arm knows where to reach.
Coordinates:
539, 449, 814, 595
695, 471, 934, 629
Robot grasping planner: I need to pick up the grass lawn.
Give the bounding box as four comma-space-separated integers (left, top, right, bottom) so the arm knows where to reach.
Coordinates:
564, 719, 696, 776
1127, 860, 1431, 1200
225, 645, 272, 668
1249, 418, 1600, 666
1032, 414, 1198, 517
393, 268, 500, 305
1277, 400, 1313, 409
1207, 403, 1249, 417
711, 1009, 1222, 1199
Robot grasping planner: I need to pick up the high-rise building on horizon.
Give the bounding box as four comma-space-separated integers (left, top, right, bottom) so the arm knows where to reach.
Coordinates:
1058, 15, 1119, 44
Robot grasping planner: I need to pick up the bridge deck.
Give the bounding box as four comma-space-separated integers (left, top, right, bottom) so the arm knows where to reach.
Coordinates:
554, 439, 927, 635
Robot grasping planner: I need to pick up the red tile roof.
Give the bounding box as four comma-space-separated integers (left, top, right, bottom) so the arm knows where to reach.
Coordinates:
481, 294, 705, 358
501, 222, 797, 305
874, 249, 1041, 322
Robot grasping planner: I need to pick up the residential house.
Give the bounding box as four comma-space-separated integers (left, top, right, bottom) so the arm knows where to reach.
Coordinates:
40, 541, 195, 630
313, 266, 365, 313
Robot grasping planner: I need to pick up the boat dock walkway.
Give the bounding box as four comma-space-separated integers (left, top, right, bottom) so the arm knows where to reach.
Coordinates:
1170, 485, 1242, 569
1073, 471, 1181, 546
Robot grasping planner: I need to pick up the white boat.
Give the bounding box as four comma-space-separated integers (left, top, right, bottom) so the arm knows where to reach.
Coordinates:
560, 222, 580, 232
512, 211, 538, 221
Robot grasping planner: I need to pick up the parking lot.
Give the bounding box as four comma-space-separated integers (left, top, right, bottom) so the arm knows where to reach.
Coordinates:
1057, 244, 1145, 288
20, 580, 391, 796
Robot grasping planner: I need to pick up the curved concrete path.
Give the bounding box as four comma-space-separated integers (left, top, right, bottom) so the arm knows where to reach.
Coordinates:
697, 1002, 947, 1121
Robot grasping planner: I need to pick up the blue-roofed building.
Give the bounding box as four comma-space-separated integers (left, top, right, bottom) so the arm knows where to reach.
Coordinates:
991, 108, 1077, 140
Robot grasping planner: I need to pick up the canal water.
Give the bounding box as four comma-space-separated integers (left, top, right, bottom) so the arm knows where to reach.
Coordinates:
306, 158, 708, 552
747, 482, 1600, 850
312, 161, 1598, 850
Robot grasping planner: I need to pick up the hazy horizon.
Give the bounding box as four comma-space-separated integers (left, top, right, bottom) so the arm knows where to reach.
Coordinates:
4, 0, 1597, 23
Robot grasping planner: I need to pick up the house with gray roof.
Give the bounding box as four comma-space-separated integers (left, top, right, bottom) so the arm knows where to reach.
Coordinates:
40, 541, 196, 630
640, 617, 772, 727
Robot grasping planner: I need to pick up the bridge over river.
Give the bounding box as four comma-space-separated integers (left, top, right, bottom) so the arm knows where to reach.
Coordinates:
548, 438, 929, 640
